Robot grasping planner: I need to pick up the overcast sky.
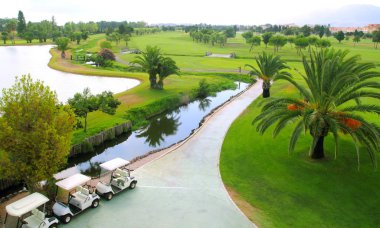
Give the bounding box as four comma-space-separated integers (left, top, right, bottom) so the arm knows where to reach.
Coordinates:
2, 0, 380, 25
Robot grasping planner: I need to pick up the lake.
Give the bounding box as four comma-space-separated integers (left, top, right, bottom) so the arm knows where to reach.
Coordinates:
0, 45, 140, 102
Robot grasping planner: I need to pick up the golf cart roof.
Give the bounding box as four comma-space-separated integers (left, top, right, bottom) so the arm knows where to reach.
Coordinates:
6, 193, 49, 217
100, 158, 130, 171
55, 173, 91, 190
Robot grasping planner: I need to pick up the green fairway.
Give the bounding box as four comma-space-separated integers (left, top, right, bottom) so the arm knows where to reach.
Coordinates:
120, 31, 380, 73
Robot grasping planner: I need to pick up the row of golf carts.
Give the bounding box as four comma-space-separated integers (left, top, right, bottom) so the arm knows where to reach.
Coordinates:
4, 158, 137, 227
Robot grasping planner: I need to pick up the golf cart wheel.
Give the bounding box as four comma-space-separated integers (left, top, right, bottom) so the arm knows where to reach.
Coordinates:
129, 181, 137, 189
91, 199, 99, 208
62, 214, 72, 224
49, 223, 58, 228
105, 192, 113, 201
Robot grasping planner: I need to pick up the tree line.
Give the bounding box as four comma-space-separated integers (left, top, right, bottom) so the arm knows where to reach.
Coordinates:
0, 11, 160, 45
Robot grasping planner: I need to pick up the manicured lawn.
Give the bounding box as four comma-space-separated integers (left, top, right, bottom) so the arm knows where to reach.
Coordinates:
120, 31, 380, 72
220, 80, 380, 227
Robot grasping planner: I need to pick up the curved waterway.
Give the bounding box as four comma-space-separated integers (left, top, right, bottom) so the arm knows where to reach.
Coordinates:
0, 45, 140, 102
56, 82, 249, 179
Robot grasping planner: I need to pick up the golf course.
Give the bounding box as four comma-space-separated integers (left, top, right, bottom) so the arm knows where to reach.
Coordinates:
47, 30, 380, 227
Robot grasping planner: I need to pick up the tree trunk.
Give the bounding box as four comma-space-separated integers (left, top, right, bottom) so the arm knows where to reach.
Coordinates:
262, 81, 271, 98
84, 114, 87, 132
262, 88, 270, 98
311, 136, 325, 159
157, 78, 164, 90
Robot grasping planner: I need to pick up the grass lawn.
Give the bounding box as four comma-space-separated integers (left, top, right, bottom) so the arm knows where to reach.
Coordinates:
220, 78, 380, 227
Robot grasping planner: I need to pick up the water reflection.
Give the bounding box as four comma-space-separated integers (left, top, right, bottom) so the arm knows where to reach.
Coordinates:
198, 98, 211, 111
136, 113, 181, 147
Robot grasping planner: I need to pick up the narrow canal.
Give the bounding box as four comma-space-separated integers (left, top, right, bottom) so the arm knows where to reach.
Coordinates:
56, 82, 249, 178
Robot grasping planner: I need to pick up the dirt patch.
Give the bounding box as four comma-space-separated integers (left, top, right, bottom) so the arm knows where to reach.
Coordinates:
225, 186, 262, 226
118, 94, 145, 106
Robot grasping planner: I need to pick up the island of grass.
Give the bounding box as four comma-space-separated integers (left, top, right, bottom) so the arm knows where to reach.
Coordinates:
220, 57, 380, 227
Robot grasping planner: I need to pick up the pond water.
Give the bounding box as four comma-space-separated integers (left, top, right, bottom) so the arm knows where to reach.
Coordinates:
55, 82, 249, 179
0, 45, 140, 102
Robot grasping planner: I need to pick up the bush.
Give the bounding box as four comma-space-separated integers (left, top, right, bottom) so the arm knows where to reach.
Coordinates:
98, 48, 115, 61
195, 79, 210, 99
100, 41, 112, 49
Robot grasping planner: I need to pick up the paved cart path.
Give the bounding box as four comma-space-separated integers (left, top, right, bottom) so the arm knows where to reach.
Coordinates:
67, 82, 262, 228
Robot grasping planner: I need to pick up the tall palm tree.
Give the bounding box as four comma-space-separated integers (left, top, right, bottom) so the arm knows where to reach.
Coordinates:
130, 46, 162, 88
157, 57, 180, 89
254, 49, 380, 167
246, 52, 290, 98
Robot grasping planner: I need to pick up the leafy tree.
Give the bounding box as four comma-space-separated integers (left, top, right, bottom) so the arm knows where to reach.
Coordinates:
248, 36, 261, 52
245, 52, 290, 98
6, 19, 17, 44
294, 37, 309, 54
253, 49, 380, 165
123, 34, 130, 47
1, 31, 7, 44
17, 10, 26, 35
313, 25, 325, 38
81, 31, 89, 41
372, 29, 380, 49
0, 75, 75, 191
73, 31, 82, 44
68, 88, 120, 132
242, 31, 253, 42
262, 32, 273, 48
316, 39, 331, 49
300, 25, 312, 37
334, 31, 345, 43
287, 36, 295, 48
269, 35, 287, 52
224, 27, 236, 38
353, 36, 361, 46
55, 37, 70, 59
157, 57, 180, 89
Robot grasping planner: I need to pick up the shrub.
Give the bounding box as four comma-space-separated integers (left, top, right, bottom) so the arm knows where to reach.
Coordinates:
195, 79, 210, 99
98, 48, 115, 61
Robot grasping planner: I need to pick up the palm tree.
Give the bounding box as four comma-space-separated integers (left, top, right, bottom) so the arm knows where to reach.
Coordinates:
254, 49, 380, 167
56, 37, 70, 59
245, 52, 290, 98
157, 57, 180, 89
130, 46, 179, 89
130, 46, 162, 88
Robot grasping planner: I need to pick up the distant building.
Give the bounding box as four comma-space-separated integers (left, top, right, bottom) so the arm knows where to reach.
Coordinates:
330, 24, 380, 33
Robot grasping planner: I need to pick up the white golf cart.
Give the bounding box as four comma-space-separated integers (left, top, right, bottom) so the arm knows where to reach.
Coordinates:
95, 158, 137, 200
52, 173, 100, 224
4, 192, 59, 228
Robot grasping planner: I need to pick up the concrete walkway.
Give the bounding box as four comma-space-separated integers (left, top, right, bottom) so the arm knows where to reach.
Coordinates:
66, 82, 262, 228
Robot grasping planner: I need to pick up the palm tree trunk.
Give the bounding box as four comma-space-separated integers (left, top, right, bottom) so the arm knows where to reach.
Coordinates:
262, 81, 271, 98
311, 136, 325, 159
149, 74, 157, 88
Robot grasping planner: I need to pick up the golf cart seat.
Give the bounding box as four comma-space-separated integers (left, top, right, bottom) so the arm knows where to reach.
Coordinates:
72, 186, 89, 202
24, 209, 45, 227
114, 168, 129, 178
